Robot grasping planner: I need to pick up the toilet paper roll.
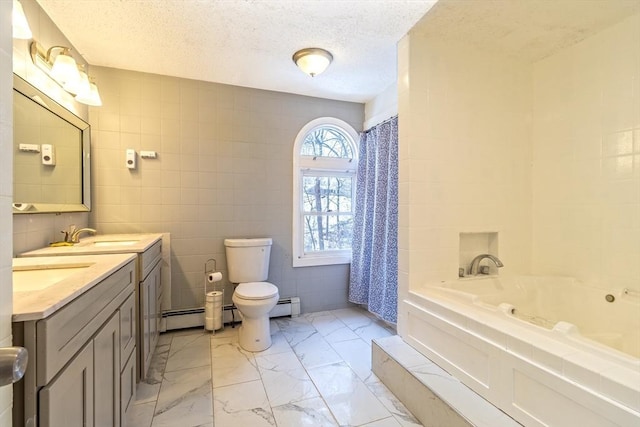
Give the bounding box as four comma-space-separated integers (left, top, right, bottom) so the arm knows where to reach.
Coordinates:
207, 271, 223, 283
205, 291, 223, 331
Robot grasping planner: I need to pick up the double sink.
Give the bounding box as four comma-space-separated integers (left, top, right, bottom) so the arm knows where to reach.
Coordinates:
13, 234, 162, 321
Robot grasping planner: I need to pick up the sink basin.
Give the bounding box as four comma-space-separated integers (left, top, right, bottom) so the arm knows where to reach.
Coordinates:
13, 263, 94, 292
91, 240, 139, 247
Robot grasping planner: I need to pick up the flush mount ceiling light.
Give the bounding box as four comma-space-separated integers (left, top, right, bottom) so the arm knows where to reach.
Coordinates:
12, 0, 32, 39
292, 48, 333, 77
29, 40, 102, 106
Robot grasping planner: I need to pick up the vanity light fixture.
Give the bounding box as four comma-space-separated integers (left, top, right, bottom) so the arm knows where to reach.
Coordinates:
292, 48, 333, 77
29, 40, 103, 106
12, 0, 32, 40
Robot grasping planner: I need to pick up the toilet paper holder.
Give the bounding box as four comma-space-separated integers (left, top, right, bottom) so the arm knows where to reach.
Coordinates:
204, 258, 224, 332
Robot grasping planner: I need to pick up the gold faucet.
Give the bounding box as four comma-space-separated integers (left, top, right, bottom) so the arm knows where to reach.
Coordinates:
69, 227, 97, 243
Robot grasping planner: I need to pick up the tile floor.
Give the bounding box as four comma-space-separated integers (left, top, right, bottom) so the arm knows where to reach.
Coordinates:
127, 307, 424, 427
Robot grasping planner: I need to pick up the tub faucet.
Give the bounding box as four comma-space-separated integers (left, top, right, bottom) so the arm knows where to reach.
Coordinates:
469, 254, 504, 275
69, 227, 97, 243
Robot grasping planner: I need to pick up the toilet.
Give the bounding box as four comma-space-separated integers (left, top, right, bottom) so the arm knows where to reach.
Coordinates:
224, 238, 279, 352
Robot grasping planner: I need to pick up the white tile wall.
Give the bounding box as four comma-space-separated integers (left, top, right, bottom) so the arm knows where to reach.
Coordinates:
531, 13, 640, 291
399, 12, 639, 340
398, 34, 533, 295
1, 0, 14, 421
88, 66, 363, 312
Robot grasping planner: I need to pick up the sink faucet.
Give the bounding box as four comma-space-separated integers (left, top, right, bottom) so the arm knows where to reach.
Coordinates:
469, 254, 504, 275
68, 227, 97, 243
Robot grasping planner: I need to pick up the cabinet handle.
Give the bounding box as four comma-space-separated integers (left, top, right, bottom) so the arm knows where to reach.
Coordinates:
0, 347, 28, 387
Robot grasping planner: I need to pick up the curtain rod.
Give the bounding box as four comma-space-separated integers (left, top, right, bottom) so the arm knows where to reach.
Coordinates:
364, 114, 398, 132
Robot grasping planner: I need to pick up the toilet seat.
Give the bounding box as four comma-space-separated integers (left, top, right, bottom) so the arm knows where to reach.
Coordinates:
234, 282, 278, 300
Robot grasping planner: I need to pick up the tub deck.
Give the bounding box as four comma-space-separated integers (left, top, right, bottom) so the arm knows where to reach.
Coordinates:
400, 278, 640, 427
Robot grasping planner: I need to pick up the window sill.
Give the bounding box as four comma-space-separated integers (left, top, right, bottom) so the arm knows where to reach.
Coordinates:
293, 254, 351, 268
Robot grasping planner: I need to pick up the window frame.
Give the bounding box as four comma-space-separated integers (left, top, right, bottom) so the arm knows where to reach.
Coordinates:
292, 117, 359, 267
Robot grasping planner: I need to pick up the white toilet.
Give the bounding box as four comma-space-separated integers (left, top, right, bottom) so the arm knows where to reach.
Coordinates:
224, 238, 279, 352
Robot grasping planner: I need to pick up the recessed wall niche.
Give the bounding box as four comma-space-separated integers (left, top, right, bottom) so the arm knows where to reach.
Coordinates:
459, 232, 499, 276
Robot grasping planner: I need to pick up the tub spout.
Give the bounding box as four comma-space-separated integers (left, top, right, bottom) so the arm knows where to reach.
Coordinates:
469, 254, 504, 275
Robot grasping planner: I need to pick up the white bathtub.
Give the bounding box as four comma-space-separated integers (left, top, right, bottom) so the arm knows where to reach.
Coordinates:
402, 276, 640, 427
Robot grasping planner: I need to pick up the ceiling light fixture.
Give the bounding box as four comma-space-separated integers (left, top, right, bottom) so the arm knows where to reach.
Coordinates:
29, 40, 102, 106
12, 0, 32, 40
292, 48, 333, 77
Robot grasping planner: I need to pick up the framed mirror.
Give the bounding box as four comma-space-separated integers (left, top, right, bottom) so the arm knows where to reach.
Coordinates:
12, 74, 91, 214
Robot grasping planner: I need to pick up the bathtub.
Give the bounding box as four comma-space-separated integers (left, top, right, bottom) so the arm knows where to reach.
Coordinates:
401, 276, 640, 427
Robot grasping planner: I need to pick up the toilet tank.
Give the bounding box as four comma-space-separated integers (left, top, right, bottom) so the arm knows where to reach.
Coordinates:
224, 238, 272, 283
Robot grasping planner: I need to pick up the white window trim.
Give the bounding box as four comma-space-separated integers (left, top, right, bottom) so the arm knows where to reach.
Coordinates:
292, 117, 359, 267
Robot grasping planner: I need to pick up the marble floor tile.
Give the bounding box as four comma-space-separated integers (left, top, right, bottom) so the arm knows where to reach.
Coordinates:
275, 316, 317, 346
308, 362, 392, 426
135, 342, 172, 404
366, 378, 423, 427
152, 366, 213, 427
137, 308, 423, 427
213, 380, 276, 427
256, 351, 320, 407
164, 331, 212, 372
259, 329, 293, 356
331, 338, 375, 381
362, 417, 404, 427
127, 401, 156, 427
351, 319, 395, 344
304, 311, 360, 343
331, 307, 376, 330
290, 331, 343, 369
210, 342, 260, 388
271, 397, 339, 427
210, 326, 240, 344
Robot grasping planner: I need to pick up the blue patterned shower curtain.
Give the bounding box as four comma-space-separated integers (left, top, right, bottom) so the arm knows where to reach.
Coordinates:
349, 116, 398, 323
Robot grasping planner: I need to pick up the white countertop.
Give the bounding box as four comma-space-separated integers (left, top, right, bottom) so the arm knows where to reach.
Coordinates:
12, 253, 137, 322
20, 233, 163, 257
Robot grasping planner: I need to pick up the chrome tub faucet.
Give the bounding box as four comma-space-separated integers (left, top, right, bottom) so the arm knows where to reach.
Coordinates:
469, 254, 504, 276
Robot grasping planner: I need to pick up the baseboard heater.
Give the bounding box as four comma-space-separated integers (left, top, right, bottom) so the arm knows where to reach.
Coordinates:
161, 297, 300, 331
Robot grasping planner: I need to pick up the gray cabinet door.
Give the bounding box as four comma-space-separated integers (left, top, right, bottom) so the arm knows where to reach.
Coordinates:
39, 342, 94, 427
120, 350, 137, 426
94, 312, 121, 427
119, 292, 136, 367
140, 261, 161, 379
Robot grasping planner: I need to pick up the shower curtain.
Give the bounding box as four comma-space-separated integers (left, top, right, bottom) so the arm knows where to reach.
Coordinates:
348, 116, 398, 323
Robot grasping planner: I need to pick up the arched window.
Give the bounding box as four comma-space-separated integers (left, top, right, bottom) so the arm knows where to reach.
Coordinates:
292, 118, 359, 267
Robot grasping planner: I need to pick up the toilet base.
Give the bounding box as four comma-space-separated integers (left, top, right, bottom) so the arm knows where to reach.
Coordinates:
238, 315, 272, 352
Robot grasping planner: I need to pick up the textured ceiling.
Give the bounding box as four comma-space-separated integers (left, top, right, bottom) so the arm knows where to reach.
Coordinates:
35, 0, 438, 103
412, 0, 639, 62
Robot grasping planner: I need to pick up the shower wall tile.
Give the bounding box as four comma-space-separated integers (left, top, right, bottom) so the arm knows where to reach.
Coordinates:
398, 33, 533, 292
532, 13, 640, 291
88, 67, 364, 312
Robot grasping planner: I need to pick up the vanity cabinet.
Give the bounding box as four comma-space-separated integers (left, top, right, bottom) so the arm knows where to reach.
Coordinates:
19, 233, 165, 383
12, 258, 136, 427
137, 240, 162, 380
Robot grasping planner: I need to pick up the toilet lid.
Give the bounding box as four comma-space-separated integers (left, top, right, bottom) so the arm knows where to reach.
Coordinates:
235, 282, 279, 300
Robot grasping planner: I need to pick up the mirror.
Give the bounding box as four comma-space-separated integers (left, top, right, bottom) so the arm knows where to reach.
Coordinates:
12, 74, 91, 214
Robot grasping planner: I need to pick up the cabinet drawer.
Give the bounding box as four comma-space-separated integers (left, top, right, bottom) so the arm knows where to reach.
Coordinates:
119, 292, 136, 366
36, 261, 135, 386
120, 350, 136, 426
140, 240, 161, 280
